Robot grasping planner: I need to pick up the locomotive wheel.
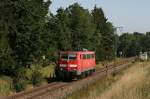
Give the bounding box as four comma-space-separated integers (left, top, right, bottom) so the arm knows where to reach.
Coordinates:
55, 68, 61, 81
89, 70, 92, 75
82, 72, 86, 78
93, 69, 96, 72
62, 74, 65, 81
62, 74, 72, 82
85, 71, 89, 77
77, 74, 83, 79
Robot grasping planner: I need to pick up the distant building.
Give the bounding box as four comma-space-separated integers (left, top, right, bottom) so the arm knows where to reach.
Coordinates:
139, 52, 148, 61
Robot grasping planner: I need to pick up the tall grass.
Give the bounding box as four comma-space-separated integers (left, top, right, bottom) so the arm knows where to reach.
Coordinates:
0, 76, 13, 96
67, 75, 117, 99
98, 62, 150, 99
67, 63, 125, 99
67, 62, 150, 99
39, 65, 55, 78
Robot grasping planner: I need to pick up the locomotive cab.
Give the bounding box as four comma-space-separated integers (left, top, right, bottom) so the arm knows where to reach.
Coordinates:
56, 52, 79, 80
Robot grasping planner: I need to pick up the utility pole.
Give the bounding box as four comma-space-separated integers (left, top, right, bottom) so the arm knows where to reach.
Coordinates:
113, 26, 123, 66
114, 27, 123, 57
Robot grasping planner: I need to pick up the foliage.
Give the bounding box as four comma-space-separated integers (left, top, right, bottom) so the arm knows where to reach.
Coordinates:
13, 79, 28, 92
0, 0, 51, 70
13, 68, 29, 92
67, 3, 96, 50
31, 71, 43, 86
92, 6, 115, 61
39, 65, 55, 78
118, 32, 150, 57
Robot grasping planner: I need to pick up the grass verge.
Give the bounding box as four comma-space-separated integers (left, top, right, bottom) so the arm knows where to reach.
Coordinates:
66, 61, 130, 99
67, 61, 150, 99
99, 62, 150, 99
0, 76, 13, 96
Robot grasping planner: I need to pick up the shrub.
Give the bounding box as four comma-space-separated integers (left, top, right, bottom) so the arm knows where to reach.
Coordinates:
13, 79, 28, 92
24, 68, 33, 80
13, 68, 29, 92
31, 71, 43, 86
39, 65, 55, 78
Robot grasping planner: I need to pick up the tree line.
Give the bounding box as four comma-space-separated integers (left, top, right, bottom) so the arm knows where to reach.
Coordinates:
0, 0, 149, 91
0, 1, 115, 74
118, 32, 150, 57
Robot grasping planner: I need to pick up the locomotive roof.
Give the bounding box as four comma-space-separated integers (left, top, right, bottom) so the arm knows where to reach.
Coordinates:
60, 51, 95, 54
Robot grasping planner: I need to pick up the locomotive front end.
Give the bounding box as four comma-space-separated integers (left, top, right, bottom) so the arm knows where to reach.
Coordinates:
56, 52, 79, 80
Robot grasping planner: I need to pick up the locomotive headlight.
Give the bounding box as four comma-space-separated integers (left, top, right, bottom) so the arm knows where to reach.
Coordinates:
60, 64, 67, 67
69, 64, 77, 67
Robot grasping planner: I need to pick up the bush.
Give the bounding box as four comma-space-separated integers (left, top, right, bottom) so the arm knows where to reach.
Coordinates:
24, 68, 33, 80
13, 68, 29, 92
39, 65, 55, 78
31, 71, 43, 86
13, 79, 28, 92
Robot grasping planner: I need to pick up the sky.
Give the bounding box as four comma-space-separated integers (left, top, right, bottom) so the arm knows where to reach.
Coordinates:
50, 0, 150, 34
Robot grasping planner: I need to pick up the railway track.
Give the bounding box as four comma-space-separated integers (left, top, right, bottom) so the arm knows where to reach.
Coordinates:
4, 58, 134, 99
5, 82, 69, 99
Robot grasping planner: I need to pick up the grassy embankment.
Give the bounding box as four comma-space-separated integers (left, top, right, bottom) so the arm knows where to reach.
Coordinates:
0, 76, 13, 96
67, 61, 150, 99
0, 65, 55, 96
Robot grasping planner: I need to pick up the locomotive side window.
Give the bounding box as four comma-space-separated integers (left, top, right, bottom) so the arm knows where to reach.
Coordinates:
87, 54, 91, 59
91, 54, 94, 58
69, 54, 77, 60
61, 54, 68, 60
82, 54, 94, 59
83, 54, 87, 59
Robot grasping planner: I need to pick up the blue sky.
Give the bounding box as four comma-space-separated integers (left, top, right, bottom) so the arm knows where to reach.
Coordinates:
50, 0, 150, 33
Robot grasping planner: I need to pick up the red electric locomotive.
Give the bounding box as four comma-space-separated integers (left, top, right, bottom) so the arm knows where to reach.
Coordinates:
55, 50, 96, 80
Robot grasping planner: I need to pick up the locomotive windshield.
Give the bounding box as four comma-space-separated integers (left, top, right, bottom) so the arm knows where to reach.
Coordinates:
61, 53, 77, 60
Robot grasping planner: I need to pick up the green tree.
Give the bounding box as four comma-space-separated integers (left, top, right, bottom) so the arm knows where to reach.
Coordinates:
66, 3, 95, 50
54, 8, 72, 51
0, 33, 15, 73
118, 32, 145, 57
0, 0, 16, 73
6, 0, 50, 67
92, 6, 115, 60
0, 0, 51, 74
118, 33, 133, 57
